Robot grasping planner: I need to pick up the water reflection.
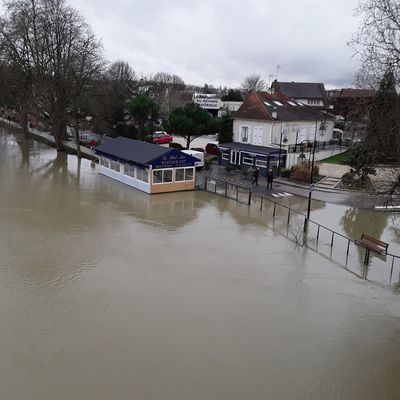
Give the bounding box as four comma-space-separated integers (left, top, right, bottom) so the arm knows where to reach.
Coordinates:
340, 207, 389, 241
96, 176, 204, 230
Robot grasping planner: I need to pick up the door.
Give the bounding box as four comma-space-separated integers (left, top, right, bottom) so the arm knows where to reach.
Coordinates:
231, 150, 240, 165
252, 126, 263, 145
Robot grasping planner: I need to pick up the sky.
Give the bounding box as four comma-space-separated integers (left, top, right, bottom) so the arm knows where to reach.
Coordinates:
69, 0, 362, 89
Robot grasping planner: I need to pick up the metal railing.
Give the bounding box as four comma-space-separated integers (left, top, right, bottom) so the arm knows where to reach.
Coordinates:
204, 176, 400, 288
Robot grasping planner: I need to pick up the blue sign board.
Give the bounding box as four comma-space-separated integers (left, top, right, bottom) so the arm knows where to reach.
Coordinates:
151, 149, 196, 169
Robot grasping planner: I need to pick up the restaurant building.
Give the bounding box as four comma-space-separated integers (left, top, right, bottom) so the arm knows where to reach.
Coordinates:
95, 137, 198, 194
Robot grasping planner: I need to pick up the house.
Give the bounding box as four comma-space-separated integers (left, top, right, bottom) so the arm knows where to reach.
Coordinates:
218, 142, 284, 177
95, 137, 198, 194
326, 88, 374, 120
231, 91, 334, 170
271, 80, 329, 109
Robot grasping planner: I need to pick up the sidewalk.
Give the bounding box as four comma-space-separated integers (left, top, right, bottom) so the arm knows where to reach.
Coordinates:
198, 164, 381, 209
0, 118, 98, 161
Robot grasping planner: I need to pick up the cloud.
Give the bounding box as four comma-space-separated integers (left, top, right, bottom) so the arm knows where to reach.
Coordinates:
70, 0, 361, 88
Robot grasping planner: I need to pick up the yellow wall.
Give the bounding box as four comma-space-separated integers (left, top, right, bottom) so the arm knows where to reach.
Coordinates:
150, 180, 195, 194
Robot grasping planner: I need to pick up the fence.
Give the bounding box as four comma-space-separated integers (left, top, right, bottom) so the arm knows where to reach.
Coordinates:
204, 176, 400, 288
286, 140, 350, 154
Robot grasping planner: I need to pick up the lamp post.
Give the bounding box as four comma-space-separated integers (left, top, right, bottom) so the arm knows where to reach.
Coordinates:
278, 124, 283, 177
304, 117, 326, 231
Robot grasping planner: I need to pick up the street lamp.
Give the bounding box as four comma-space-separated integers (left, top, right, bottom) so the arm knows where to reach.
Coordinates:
304, 117, 326, 230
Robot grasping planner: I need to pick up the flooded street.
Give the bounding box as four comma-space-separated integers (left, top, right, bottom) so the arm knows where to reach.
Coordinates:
1, 128, 400, 400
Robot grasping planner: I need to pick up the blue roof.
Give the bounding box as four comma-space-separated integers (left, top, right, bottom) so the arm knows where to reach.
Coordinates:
95, 137, 174, 165
95, 137, 197, 168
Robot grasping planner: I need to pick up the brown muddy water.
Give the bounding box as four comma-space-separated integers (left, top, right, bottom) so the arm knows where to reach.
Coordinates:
0, 129, 400, 400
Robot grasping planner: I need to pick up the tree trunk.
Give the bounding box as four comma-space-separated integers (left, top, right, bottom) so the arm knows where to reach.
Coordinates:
186, 136, 191, 149
74, 117, 82, 158
52, 120, 65, 151
20, 108, 30, 137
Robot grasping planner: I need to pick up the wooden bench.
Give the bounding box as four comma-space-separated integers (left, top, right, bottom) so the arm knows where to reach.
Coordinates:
355, 233, 388, 255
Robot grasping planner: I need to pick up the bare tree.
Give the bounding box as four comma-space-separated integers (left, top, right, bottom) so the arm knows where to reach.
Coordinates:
151, 72, 185, 91
350, 0, 400, 88
0, 0, 104, 151
241, 73, 266, 94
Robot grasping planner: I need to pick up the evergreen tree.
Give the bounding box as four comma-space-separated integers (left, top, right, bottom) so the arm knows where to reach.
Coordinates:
364, 68, 400, 162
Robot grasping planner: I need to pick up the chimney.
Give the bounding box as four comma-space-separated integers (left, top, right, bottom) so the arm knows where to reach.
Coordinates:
271, 107, 278, 120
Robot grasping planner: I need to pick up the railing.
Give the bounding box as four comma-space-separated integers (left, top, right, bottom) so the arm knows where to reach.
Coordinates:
286, 140, 350, 154
204, 176, 400, 288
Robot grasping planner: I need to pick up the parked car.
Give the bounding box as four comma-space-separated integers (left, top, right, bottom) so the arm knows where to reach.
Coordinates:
181, 149, 205, 168
153, 132, 173, 144
205, 142, 220, 155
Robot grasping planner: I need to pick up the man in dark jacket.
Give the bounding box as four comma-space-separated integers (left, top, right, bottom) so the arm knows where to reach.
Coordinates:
267, 169, 274, 190
252, 168, 259, 185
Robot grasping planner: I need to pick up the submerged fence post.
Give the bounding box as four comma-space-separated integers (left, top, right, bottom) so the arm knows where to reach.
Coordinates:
390, 256, 395, 284
260, 197, 263, 211
225, 182, 227, 198
248, 190, 252, 205
273, 202, 276, 218
205, 177, 208, 191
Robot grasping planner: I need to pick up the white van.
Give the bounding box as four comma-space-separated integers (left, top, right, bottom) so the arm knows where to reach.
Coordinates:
181, 149, 205, 168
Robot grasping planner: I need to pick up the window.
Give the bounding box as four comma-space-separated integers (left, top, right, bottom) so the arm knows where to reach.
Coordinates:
240, 126, 249, 142
263, 101, 271, 106
100, 156, 109, 168
287, 101, 297, 106
242, 156, 254, 165
256, 159, 267, 168
175, 167, 194, 182
124, 163, 135, 178
110, 160, 120, 172
164, 169, 172, 183
221, 153, 229, 160
308, 99, 320, 105
152, 169, 173, 184
273, 100, 283, 106
137, 168, 148, 183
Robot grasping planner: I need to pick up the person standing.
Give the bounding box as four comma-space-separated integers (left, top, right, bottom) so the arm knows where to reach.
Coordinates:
252, 168, 259, 186
267, 168, 274, 190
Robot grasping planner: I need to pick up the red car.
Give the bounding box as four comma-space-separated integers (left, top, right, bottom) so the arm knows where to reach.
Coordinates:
152, 132, 173, 144
205, 142, 220, 155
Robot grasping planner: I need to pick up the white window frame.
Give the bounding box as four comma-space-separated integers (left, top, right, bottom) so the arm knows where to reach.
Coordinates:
100, 156, 110, 168
242, 156, 254, 165
240, 125, 250, 143
137, 167, 149, 183
175, 167, 194, 182
152, 168, 174, 185
110, 160, 120, 172
256, 159, 267, 168
124, 163, 136, 178
221, 153, 229, 161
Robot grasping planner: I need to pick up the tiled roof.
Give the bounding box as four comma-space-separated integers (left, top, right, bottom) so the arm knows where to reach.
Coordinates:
271, 81, 327, 99
329, 88, 375, 98
235, 91, 326, 122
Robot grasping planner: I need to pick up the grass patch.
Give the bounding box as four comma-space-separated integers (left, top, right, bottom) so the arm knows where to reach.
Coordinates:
321, 150, 351, 164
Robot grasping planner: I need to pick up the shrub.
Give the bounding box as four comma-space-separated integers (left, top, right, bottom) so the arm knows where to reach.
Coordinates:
292, 166, 310, 182
342, 172, 355, 185
225, 164, 235, 172
280, 168, 291, 178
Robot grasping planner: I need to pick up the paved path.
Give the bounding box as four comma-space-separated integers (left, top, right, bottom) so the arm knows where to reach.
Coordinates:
0, 118, 98, 161
198, 164, 382, 209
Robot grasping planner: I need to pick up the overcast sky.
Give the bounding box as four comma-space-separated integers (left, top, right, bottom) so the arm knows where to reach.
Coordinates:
69, 0, 362, 89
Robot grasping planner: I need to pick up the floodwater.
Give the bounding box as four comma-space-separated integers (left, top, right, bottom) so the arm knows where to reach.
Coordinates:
1, 128, 400, 400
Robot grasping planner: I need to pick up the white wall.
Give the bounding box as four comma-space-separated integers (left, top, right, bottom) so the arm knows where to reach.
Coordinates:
233, 119, 275, 146
233, 118, 333, 147
99, 164, 151, 194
